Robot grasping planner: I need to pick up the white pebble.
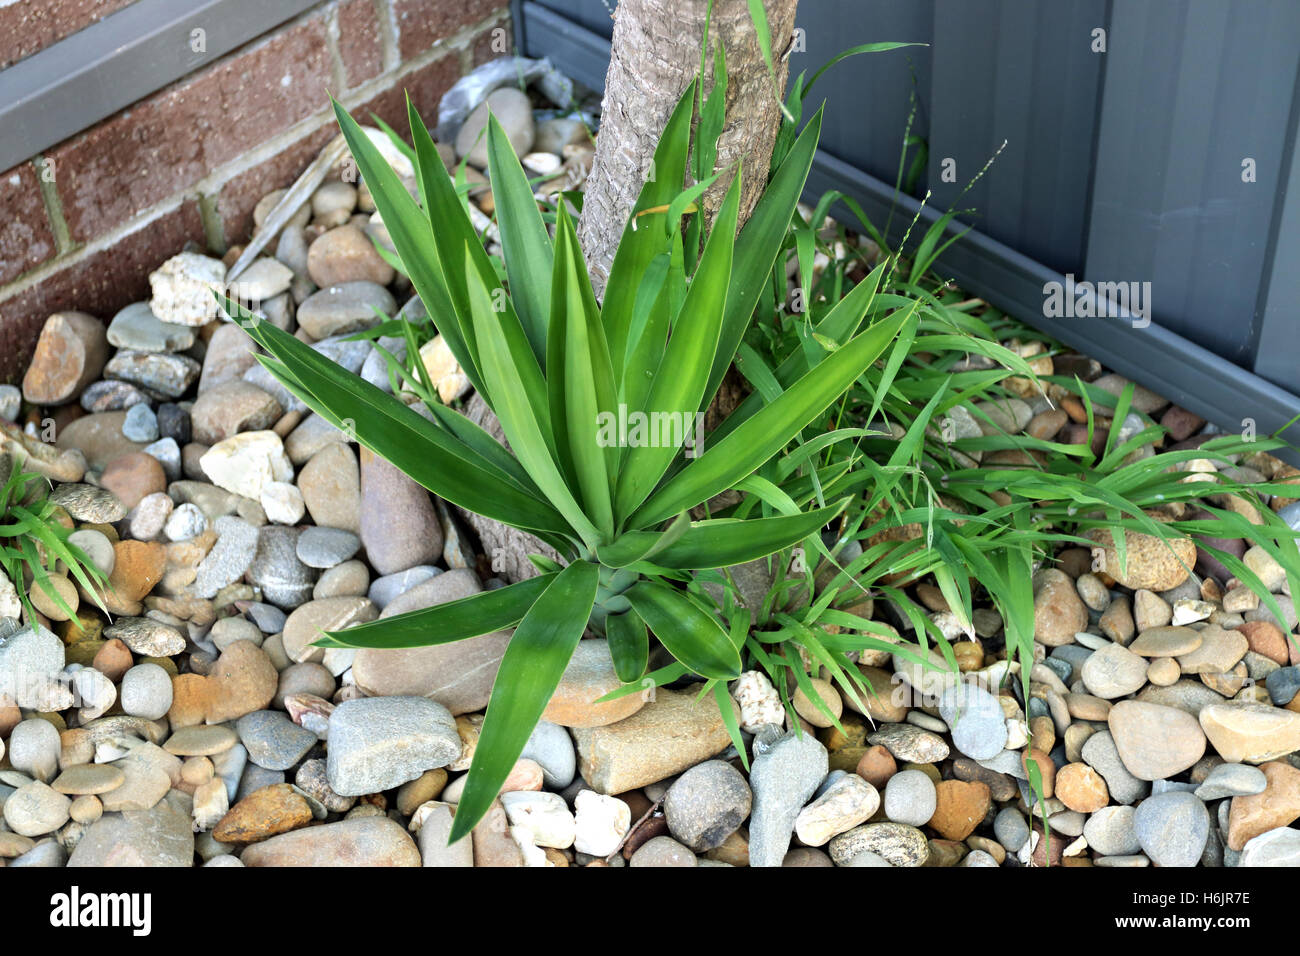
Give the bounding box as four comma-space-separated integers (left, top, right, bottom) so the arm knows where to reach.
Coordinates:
260, 480, 306, 525
120, 663, 174, 720
573, 789, 631, 857
501, 791, 576, 849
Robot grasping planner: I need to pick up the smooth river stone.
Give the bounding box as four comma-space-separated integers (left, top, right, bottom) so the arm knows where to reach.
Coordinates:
1108, 700, 1207, 781
239, 816, 419, 866
1199, 701, 1300, 764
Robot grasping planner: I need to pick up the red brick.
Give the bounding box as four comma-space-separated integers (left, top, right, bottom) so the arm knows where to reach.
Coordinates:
0, 201, 205, 383
49, 14, 334, 244
0, 0, 134, 70
215, 123, 337, 247
353, 54, 461, 144
0, 163, 57, 284
337, 0, 385, 90
392, 0, 506, 60
470, 19, 514, 68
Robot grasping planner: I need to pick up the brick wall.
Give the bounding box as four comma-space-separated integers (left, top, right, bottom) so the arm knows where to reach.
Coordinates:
0, 0, 512, 382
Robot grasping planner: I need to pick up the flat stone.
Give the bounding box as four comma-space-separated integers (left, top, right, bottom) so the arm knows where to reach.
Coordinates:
298, 442, 361, 534
664, 759, 752, 852
1199, 701, 1300, 763
307, 227, 395, 289
296, 526, 361, 568
1084, 804, 1140, 856
190, 380, 283, 445
212, 782, 314, 843
867, 722, 950, 763
165, 725, 239, 756
1108, 700, 1207, 781
1129, 625, 1203, 657
1240, 826, 1300, 866
104, 617, 184, 656
829, 822, 928, 867
1225, 761, 1300, 850
1195, 762, 1268, 802
1085, 522, 1196, 592
296, 280, 395, 338
3, 780, 71, 836
1176, 624, 1249, 675
1134, 791, 1209, 866
107, 301, 196, 353
1076, 645, 1142, 700
572, 688, 736, 795
541, 638, 647, 728
48, 482, 128, 523
351, 570, 504, 712
105, 350, 200, 399
938, 682, 1007, 759
206, 640, 279, 724
22, 311, 108, 405
68, 789, 195, 866
282, 596, 377, 664
326, 696, 461, 796
747, 727, 828, 867
236, 710, 316, 770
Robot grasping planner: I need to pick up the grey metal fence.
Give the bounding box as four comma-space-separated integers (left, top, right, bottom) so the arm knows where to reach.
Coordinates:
515, 0, 1300, 453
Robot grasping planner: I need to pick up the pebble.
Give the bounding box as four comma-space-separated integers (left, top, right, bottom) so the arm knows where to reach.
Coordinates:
69, 790, 195, 866
307, 227, 395, 288
1134, 791, 1210, 866
313, 559, 369, 599
200, 431, 294, 499
1080, 642, 1149, 698
296, 526, 361, 568
663, 760, 752, 852
240, 816, 419, 866
9, 719, 61, 782
929, 779, 991, 840
1108, 700, 1207, 780
104, 616, 185, 657
122, 403, 159, 442
501, 791, 576, 848
829, 821, 929, 867
1240, 825, 1300, 865
52, 764, 125, 796
0, 626, 66, 711
165, 724, 239, 756
246, 526, 318, 608
1195, 762, 1268, 801
1081, 730, 1150, 804
212, 782, 314, 843
1225, 761, 1300, 850
1176, 624, 1248, 675
105, 350, 200, 398
120, 663, 174, 719
205, 640, 279, 723
298, 442, 362, 534
156, 405, 191, 443
1084, 804, 1141, 856
21, 312, 108, 405
938, 682, 1007, 759
0, 384, 20, 420
867, 722, 950, 763
541, 638, 646, 728
296, 280, 396, 338
993, 807, 1030, 852
519, 720, 576, 790
190, 380, 283, 445
1033, 568, 1089, 646
883, 769, 937, 826
629, 835, 696, 867
1199, 701, 1300, 763
358, 448, 443, 574
746, 727, 828, 867
282, 595, 377, 663
236, 710, 316, 770
1056, 762, 1110, 812
366, 565, 441, 610
416, 802, 473, 866
260, 481, 305, 525
149, 252, 226, 326
232, 256, 294, 301
294, 759, 355, 813
326, 696, 461, 796
456, 88, 536, 167
3, 780, 71, 836
1085, 523, 1196, 591
573, 789, 632, 857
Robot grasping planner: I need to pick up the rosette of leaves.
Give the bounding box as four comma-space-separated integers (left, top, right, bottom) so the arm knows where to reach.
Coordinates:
223, 79, 914, 842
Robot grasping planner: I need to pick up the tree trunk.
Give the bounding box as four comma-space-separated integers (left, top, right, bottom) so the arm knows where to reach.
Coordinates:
578, 0, 799, 297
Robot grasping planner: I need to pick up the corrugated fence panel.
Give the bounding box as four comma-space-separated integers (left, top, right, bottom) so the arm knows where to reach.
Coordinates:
1085, 0, 1300, 366
929, 0, 1105, 276
787, 0, 934, 195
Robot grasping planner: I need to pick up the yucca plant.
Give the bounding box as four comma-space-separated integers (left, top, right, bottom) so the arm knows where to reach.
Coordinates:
221, 76, 914, 841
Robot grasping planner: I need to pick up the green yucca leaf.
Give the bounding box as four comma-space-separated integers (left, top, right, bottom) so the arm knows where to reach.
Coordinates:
228, 298, 570, 536
464, 247, 603, 549
329, 96, 484, 398
450, 560, 599, 843
653, 499, 850, 568
486, 112, 552, 360
621, 228, 687, 420
551, 205, 617, 537
633, 308, 912, 526
597, 511, 691, 568
703, 108, 824, 408
605, 607, 650, 683
312, 574, 554, 648
602, 80, 697, 381
615, 174, 741, 522
624, 579, 742, 679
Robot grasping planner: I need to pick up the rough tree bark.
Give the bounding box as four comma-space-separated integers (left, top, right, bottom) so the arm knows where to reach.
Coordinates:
578, 0, 799, 297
